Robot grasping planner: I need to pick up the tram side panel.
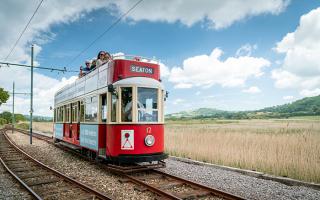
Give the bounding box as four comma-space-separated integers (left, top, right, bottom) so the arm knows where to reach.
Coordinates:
79, 124, 99, 152
54, 123, 64, 140
78, 124, 106, 154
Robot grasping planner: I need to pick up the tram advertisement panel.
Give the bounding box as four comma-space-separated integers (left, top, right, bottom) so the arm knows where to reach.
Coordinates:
54, 123, 63, 139
80, 124, 99, 151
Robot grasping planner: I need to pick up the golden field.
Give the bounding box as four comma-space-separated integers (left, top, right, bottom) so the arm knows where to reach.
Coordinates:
165, 119, 320, 183
33, 122, 53, 133
33, 119, 320, 183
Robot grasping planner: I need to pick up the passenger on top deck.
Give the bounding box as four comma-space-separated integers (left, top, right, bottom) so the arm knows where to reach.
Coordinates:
82, 60, 91, 75
79, 66, 83, 78
90, 59, 97, 71
96, 51, 112, 68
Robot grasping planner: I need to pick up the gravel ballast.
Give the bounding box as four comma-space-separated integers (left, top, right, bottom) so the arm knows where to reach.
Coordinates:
160, 158, 320, 200
0, 161, 33, 200
6, 131, 154, 200
5, 130, 320, 200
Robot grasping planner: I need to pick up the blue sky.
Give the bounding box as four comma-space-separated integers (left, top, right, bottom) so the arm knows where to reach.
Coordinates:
1, 0, 320, 116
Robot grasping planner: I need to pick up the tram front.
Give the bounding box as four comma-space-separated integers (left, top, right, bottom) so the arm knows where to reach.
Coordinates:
106, 57, 168, 163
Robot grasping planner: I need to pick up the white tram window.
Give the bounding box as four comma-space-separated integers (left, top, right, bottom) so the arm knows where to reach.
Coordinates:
66, 105, 71, 123
137, 87, 158, 122
71, 102, 78, 122
85, 96, 98, 122
111, 93, 117, 122
101, 94, 107, 122
54, 109, 56, 122
60, 106, 64, 122
121, 87, 132, 122
80, 101, 85, 122
56, 108, 58, 122
60, 107, 63, 122
57, 108, 60, 122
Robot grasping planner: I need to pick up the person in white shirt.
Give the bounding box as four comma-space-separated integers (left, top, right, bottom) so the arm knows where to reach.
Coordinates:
96, 51, 112, 68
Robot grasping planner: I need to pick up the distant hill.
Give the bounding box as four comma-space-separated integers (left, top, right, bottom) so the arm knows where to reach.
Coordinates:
166, 95, 320, 120
23, 115, 53, 122
166, 108, 228, 118
260, 95, 320, 114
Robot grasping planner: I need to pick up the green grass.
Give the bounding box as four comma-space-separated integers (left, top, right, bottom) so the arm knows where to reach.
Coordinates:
16, 123, 29, 130
288, 115, 320, 120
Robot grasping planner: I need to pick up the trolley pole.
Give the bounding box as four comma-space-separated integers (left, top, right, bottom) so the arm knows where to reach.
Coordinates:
12, 82, 15, 134
30, 45, 34, 144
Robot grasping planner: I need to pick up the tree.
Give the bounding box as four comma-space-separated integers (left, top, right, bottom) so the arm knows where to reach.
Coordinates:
0, 87, 9, 106
15, 114, 26, 122
0, 111, 12, 123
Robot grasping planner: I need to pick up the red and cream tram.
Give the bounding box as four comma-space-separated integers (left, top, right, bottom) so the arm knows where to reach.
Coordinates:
53, 55, 167, 163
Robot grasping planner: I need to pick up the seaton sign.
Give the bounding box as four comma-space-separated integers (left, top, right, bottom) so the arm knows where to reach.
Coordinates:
130, 65, 154, 74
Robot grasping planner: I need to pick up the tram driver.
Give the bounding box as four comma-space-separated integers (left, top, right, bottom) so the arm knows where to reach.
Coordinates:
122, 88, 145, 122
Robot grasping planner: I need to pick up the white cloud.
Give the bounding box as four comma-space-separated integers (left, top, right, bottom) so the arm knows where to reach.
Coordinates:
242, 86, 261, 94
174, 83, 193, 89
115, 0, 289, 29
272, 7, 320, 97
159, 63, 170, 78
0, 1, 113, 116
236, 44, 257, 57
275, 7, 320, 77
299, 89, 320, 97
283, 95, 294, 100
0, 67, 77, 116
172, 98, 185, 105
169, 48, 270, 89
0, 0, 113, 64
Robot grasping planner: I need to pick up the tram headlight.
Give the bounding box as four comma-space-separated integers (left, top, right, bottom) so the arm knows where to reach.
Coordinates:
145, 135, 155, 147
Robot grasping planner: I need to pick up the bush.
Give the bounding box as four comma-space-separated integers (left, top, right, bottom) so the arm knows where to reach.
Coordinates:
16, 123, 29, 130
0, 118, 7, 125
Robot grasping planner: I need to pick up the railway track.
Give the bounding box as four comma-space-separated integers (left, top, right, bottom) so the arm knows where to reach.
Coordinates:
121, 169, 244, 199
0, 129, 112, 200
12, 128, 245, 199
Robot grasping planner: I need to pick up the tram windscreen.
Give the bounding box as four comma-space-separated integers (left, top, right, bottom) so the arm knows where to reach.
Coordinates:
137, 87, 158, 122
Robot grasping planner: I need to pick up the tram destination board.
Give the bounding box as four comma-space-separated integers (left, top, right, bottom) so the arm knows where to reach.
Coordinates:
130, 65, 154, 74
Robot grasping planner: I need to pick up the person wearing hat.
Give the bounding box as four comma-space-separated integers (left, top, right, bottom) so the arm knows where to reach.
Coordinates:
82, 60, 91, 75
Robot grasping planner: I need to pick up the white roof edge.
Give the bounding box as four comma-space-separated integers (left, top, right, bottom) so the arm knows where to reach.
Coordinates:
113, 77, 165, 89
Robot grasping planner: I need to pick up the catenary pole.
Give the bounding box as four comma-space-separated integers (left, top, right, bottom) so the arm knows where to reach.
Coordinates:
12, 82, 15, 133
30, 45, 34, 144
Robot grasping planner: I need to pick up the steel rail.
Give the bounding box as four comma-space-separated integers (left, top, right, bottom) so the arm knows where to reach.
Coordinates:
14, 128, 246, 199
0, 155, 42, 200
154, 169, 245, 200
120, 170, 245, 200
1, 129, 113, 200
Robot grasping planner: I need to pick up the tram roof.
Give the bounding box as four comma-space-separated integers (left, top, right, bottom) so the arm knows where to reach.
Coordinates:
54, 57, 162, 105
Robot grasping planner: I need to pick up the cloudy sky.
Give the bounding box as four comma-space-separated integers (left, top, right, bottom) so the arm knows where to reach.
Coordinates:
0, 0, 320, 116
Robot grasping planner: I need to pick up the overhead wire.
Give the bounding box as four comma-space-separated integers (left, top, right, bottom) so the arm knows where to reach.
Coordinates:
4, 0, 45, 61
0, 61, 78, 73
66, 0, 144, 67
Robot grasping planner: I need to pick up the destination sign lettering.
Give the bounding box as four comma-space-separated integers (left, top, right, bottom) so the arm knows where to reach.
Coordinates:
130, 65, 154, 74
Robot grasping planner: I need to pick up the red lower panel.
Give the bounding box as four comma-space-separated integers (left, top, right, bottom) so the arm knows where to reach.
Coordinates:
63, 124, 70, 138
106, 124, 164, 157
63, 123, 80, 146
99, 124, 106, 149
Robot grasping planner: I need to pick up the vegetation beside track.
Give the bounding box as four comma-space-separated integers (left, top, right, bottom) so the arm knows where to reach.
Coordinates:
165, 119, 320, 184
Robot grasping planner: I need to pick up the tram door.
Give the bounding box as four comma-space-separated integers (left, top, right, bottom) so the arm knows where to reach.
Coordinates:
63, 105, 72, 139
71, 102, 80, 143
99, 94, 107, 157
